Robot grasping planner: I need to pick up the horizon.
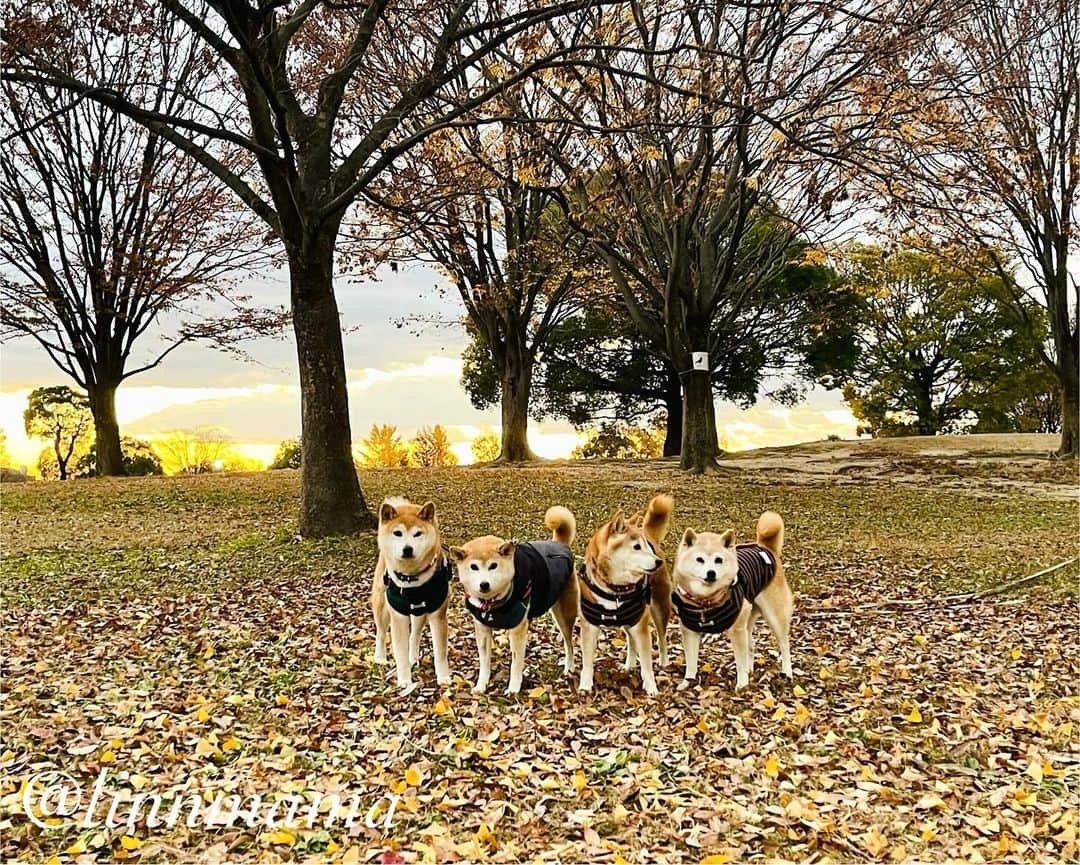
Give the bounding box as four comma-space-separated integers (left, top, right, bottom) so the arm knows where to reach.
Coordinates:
0, 263, 860, 473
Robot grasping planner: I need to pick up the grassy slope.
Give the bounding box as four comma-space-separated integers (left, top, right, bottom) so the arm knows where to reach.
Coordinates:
1, 442, 1078, 862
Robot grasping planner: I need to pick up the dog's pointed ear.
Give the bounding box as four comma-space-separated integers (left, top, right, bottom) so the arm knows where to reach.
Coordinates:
418, 501, 436, 521
719, 529, 735, 548
449, 545, 467, 562
682, 527, 697, 547
609, 511, 626, 535
628, 512, 642, 528
497, 540, 515, 557
379, 502, 398, 523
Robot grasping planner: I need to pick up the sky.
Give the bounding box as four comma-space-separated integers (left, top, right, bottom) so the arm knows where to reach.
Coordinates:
0, 263, 859, 471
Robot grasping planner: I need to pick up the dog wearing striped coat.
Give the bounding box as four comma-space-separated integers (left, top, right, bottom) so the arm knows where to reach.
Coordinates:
671, 511, 793, 691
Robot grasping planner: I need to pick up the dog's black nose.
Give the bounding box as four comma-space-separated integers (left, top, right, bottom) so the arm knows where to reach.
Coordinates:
705, 570, 717, 582
402, 545, 414, 558
479, 581, 491, 593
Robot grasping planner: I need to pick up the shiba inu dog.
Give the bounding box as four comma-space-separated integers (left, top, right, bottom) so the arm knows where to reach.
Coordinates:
577, 494, 673, 696
451, 507, 579, 695
671, 510, 792, 690
370, 498, 452, 695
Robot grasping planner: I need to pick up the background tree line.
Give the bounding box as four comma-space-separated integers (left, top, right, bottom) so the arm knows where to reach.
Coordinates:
2, 0, 1075, 534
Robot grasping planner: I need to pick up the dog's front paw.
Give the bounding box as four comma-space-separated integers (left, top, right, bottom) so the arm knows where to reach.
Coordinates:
642, 680, 659, 697
398, 681, 417, 696
471, 683, 487, 695
504, 685, 521, 696
373, 651, 388, 665
437, 676, 452, 687
676, 678, 693, 692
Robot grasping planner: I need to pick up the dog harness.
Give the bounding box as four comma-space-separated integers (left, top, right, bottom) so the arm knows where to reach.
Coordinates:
578, 562, 653, 627
465, 541, 573, 630
672, 543, 776, 634
384, 556, 452, 616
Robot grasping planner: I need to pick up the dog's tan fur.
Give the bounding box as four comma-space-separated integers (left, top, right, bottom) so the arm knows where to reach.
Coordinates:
451, 507, 579, 695
370, 498, 451, 694
672, 510, 793, 690
578, 494, 673, 695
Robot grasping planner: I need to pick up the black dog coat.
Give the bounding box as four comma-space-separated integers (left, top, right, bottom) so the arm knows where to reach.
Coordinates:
466, 540, 573, 629
384, 556, 452, 616
672, 543, 776, 634
578, 563, 652, 627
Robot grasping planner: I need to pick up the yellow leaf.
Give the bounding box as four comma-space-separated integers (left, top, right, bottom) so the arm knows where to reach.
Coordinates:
793, 703, 812, 725
266, 829, 295, 845
1026, 761, 1043, 784
275, 694, 290, 706
772, 705, 786, 721
474, 823, 498, 852
907, 707, 923, 723
764, 755, 779, 778
528, 685, 546, 699
573, 770, 588, 792
696, 719, 709, 734
405, 765, 422, 787
1010, 647, 1022, 660
434, 698, 454, 716
120, 836, 141, 850
701, 855, 732, 865
66, 839, 88, 855
792, 684, 806, 697
222, 736, 241, 752
864, 826, 889, 857
202, 644, 215, 658
342, 846, 361, 865
1014, 788, 1037, 807
194, 738, 218, 757
196, 707, 210, 722
100, 750, 116, 764
913, 635, 927, 645
129, 774, 149, 791
45, 858, 61, 865
921, 828, 936, 842
109, 738, 123, 749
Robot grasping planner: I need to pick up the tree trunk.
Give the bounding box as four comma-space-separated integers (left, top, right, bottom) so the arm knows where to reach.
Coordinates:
680, 370, 720, 472
499, 346, 536, 462
1056, 342, 1078, 458
290, 241, 374, 536
89, 383, 124, 476
662, 371, 682, 457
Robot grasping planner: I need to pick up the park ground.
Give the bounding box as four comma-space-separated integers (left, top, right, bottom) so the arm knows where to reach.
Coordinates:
1, 434, 1078, 863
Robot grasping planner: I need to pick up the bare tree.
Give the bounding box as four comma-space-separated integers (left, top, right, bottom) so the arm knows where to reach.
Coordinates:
872, 0, 1079, 456
547, 0, 923, 471
0, 14, 278, 476
3, 0, 611, 534
371, 74, 588, 462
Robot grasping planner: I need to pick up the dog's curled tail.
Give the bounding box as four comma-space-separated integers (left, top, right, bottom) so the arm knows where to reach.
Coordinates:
545, 506, 576, 547
756, 510, 784, 557
643, 493, 674, 548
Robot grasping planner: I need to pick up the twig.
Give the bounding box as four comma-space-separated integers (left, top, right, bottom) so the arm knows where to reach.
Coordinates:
798, 557, 1078, 618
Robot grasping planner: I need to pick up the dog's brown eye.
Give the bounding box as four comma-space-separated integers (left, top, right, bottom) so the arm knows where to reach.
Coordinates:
715, 557, 722, 563
413, 530, 422, 538
470, 563, 479, 571
487, 562, 497, 570
696, 556, 705, 564
393, 530, 403, 537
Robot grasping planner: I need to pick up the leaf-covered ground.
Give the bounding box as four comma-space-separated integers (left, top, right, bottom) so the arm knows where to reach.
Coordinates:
2, 438, 1078, 863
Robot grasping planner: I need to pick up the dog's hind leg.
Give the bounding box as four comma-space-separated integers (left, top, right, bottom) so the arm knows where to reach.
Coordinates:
472, 620, 492, 695
552, 599, 576, 674
578, 620, 599, 692
429, 611, 452, 686
409, 615, 426, 666
622, 626, 637, 671
757, 597, 792, 678
650, 603, 670, 667
747, 608, 761, 664
678, 625, 702, 691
